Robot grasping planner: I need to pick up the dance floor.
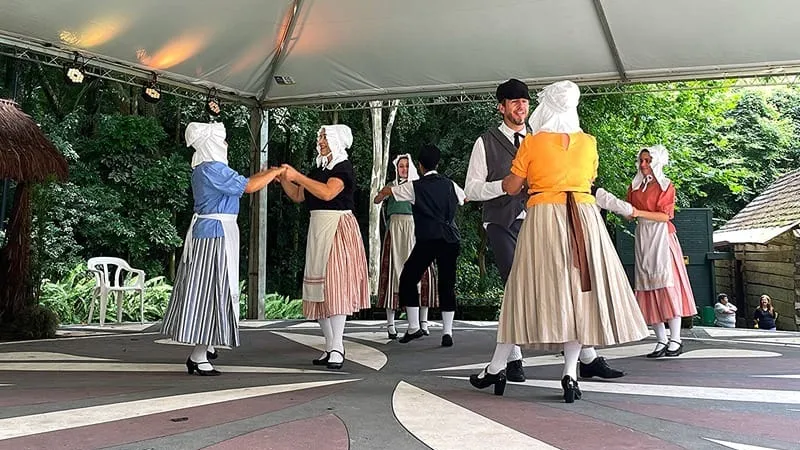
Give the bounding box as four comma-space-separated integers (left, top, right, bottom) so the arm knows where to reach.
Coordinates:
1, 320, 799, 449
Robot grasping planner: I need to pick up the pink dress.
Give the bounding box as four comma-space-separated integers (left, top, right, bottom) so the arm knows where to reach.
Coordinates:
627, 183, 697, 324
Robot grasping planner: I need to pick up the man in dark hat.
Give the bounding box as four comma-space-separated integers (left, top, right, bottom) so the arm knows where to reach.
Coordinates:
465, 78, 532, 382
466, 78, 628, 383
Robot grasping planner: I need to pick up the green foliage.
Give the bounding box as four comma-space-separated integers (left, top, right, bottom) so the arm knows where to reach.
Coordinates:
5, 304, 59, 340
264, 293, 304, 319
4, 56, 800, 323
39, 264, 173, 324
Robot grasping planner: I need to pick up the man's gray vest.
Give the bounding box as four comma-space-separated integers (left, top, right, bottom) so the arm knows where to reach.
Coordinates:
480, 127, 528, 228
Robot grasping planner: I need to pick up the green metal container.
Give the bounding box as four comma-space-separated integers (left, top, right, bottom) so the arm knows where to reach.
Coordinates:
701, 306, 715, 326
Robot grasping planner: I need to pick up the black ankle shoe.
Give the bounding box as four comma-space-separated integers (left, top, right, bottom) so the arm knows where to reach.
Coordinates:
387, 326, 397, 340
441, 334, 453, 347
561, 375, 581, 403
505, 359, 526, 382
326, 349, 345, 370
399, 329, 425, 343
646, 342, 668, 358
186, 358, 221, 376
579, 356, 625, 379
312, 351, 330, 366
469, 366, 507, 396
420, 321, 430, 336
665, 340, 684, 357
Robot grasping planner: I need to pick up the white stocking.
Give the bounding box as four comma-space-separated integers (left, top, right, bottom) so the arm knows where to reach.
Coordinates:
328, 314, 347, 364
562, 341, 582, 380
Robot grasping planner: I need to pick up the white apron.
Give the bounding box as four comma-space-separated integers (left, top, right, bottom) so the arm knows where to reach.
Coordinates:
303, 210, 349, 302
634, 219, 673, 291
182, 213, 240, 320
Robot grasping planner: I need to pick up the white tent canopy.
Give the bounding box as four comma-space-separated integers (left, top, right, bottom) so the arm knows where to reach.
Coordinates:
2, 0, 800, 107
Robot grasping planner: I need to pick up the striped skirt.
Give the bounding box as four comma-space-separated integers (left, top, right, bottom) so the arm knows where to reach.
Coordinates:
376, 215, 438, 310
636, 233, 698, 324
497, 203, 649, 349
303, 213, 371, 319
161, 237, 239, 347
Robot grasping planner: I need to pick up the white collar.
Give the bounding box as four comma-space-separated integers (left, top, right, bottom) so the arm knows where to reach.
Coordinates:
498, 121, 527, 140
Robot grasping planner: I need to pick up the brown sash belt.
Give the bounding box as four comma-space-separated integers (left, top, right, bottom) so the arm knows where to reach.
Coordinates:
565, 192, 592, 292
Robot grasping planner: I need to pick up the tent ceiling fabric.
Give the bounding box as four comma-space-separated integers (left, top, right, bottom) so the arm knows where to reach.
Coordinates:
1, 0, 800, 107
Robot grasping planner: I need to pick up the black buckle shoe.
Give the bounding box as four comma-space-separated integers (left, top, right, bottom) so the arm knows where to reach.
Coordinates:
399, 329, 425, 343
646, 342, 668, 358
326, 349, 345, 370
469, 365, 507, 396
420, 321, 430, 336
505, 359, 526, 382
561, 376, 581, 403
665, 339, 684, 357
186, 358, 221, 376
312, 351, 330, 366
387, 325, 397, 340
579, 356, 625, 379
441, 334, 453, 347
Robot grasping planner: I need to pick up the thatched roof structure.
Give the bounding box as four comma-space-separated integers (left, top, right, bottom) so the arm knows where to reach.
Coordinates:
0, 99, 67, 182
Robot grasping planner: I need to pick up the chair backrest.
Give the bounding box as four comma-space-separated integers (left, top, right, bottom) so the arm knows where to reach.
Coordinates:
87, 257, 133, 288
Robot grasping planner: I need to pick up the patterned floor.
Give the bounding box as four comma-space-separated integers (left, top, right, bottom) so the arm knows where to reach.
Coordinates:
1, 321, 799, 449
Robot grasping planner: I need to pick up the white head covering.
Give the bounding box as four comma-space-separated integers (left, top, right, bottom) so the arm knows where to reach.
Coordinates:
186, 122, 227, 168
316, 124, 353, 169
391, 153, 420, 184
527, 80, 582, 134
631, 144, 671, 192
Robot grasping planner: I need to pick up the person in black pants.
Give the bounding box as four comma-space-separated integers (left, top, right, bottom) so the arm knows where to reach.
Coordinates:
374, 144, 465, 347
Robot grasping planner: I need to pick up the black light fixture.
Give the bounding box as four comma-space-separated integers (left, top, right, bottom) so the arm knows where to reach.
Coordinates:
63, 52, 86, 85
205, 88, 221, 116
141, 72, 162, 103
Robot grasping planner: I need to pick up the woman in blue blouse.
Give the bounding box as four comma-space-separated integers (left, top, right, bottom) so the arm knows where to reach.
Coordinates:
162, 122, 284, 376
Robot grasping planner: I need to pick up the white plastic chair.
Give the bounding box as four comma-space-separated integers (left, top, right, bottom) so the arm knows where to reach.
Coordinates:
87, 257, 145, 326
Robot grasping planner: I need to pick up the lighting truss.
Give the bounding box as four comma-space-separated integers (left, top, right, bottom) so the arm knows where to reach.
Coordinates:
0, 41, 257, 106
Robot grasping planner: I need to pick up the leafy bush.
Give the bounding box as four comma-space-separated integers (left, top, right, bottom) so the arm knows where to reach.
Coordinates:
264, 293, 304, 319
39, 264, 173, 324
6, 304, 59, 340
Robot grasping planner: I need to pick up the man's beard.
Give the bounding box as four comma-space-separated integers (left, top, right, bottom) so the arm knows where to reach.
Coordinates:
505, 113, 526, 126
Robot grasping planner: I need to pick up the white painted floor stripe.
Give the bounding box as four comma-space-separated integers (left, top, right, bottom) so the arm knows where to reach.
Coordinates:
0, 332, 159, 346
678, 349, 781, 359
703, 438, 780, 450
288, 322, 322, 328
239, 320, 284, 328
426, 343, 654, 372
345, 320, 388, 326
392, 381, 558, 450
740, 337, 800, 345
0, 362, 343, 374
457, 321, 498, 327
445, 377, 800, 405
343, 332, 393, 345
751, 374, 800, 379
66, 323, 154, 332
0, 379, 360, 440
271, 331, 388, 371
704, 328, 786, 338
0, 352, 116, 362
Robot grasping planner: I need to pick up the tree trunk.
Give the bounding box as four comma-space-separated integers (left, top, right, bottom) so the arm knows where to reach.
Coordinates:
0, 184, 34, 323
367, 100, 400, 296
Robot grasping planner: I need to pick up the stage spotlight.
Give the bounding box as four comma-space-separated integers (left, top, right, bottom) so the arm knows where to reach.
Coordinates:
63, 52, 86, 85
141, 72, 162, 103
205, 88, 221, 116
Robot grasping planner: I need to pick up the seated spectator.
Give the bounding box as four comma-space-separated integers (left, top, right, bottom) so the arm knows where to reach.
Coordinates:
713, 293, 737, 328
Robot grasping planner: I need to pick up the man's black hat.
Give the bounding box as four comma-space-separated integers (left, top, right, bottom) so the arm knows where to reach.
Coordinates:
496, 79, 531, 103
